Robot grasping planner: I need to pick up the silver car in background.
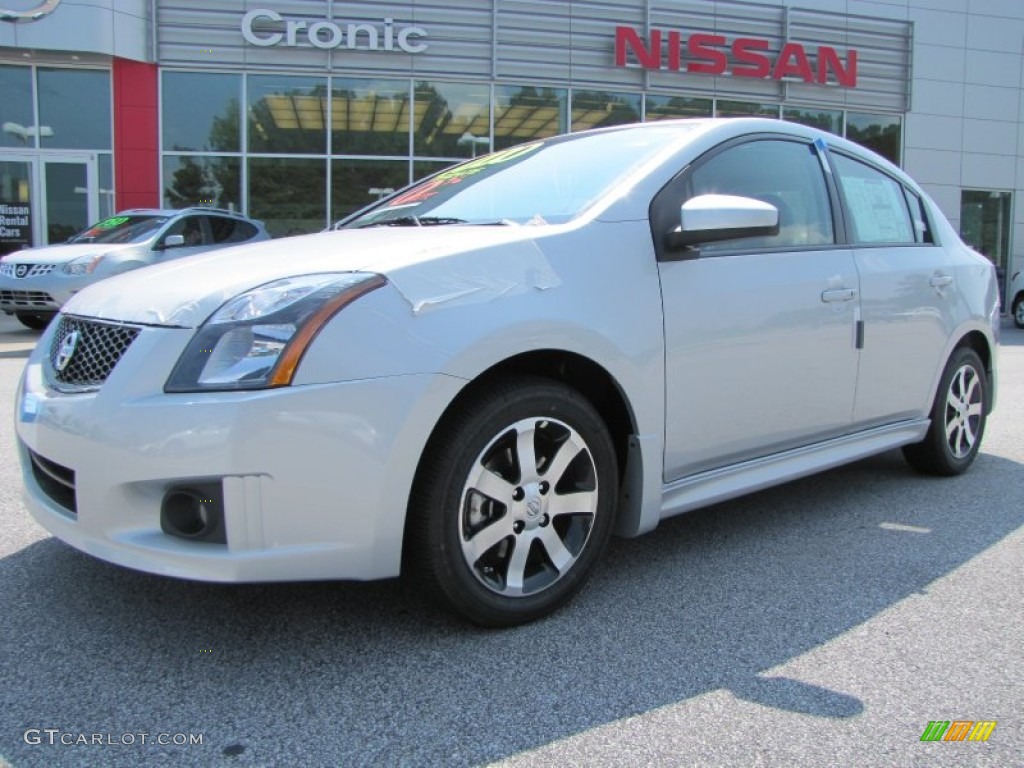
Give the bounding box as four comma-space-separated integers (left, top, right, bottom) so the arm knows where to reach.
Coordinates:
16, 119, 999, 626
0, 207, 269, 329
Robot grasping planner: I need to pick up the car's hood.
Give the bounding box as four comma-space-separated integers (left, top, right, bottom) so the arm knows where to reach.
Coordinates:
2, 242, 138, 264
61, 226, 561, 327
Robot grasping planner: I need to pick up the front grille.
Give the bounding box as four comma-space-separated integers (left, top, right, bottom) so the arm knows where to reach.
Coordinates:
0, 289, 55, 308
48, 315, 141, 390
0, 263, 56, 278
28, 449, 76, 514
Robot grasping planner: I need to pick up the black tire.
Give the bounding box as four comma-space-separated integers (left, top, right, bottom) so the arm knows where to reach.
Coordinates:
15, 312, 52, 330
902, 347, 988, 476
1013, 295, 1024, 329
405, 375, 619, 627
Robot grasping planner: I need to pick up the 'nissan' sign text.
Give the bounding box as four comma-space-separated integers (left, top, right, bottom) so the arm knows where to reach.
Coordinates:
615, 26, 857, 88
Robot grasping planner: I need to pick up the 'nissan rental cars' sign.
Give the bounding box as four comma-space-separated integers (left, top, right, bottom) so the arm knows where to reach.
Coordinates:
242, 9, 428, 53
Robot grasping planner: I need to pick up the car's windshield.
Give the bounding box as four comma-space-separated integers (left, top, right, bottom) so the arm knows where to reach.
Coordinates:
340, 124, 698, 228
69, 215, 168, 244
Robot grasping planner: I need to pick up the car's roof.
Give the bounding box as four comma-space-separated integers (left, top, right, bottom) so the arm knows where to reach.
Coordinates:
114, 207, 256, 221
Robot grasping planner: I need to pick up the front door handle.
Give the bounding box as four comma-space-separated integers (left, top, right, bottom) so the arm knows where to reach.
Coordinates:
821, 288, 858, 303
929, 274, 953, 288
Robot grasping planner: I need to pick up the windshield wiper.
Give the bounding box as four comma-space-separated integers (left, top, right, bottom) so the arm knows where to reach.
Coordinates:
358, 215, 467, 228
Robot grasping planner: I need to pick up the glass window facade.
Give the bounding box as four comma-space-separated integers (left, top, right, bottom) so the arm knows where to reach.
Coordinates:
494, 85, 568, 151
249, 157, 326, 237
158, 71, 906, 234
248, 75, 329, 155
163, 72, 241, 152
571, 90, 641, 132
331, 78, 410, 156
846, 112, 902, 165
783, 107, 843, 135
0, 65, 34, 149
37, 68, 111, 150
163, 155, 241, 211
415, 81, 491, 158
960, 190, 1012, 270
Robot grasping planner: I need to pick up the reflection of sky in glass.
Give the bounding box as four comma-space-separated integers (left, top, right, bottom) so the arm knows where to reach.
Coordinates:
0, 65, 33, 149
38, 68, 111, 150
163, 72, 241, 152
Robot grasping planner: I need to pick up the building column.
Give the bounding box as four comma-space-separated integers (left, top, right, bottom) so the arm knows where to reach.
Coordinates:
112, 57, 159, 211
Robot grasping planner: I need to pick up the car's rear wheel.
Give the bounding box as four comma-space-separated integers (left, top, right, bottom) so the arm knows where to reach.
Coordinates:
1013, 295, 1024, 328
15, 312, 52, 330
902, 346, 988, 476
406, 375, 618, 627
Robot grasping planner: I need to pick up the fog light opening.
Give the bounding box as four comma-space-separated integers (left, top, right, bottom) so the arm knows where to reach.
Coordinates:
160, 485, 226, 543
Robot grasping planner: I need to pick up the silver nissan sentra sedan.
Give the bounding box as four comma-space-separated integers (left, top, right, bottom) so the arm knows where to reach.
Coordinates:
16, 119, 999, 626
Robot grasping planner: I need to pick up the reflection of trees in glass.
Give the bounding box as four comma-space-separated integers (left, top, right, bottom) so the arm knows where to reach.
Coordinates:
205, 98, 241, 153
960, 190, 1010, 266
331, 83, 410, 156
331, 160, 409, 221
645, 95, 712, 120
163, 72, 241, 152
248, 81, 328, 154
164, 156, 239, 210
845, 114, 901, 165
783, 109, 841, 134
249, 159, 325, 237
414, 81, 490, 158
571, 90, 641, 131
494, 86, 567, 150
716, 100, 779, 118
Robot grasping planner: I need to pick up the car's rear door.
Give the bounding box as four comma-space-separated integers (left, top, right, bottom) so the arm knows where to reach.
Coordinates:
828, 151, 962, 426
655, 137, 861, 482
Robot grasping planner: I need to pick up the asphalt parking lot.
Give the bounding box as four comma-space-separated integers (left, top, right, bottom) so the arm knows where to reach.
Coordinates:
0, 313, 1021, 768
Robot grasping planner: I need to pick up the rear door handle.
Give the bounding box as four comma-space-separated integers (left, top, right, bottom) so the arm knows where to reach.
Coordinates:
929, 274, 953, 288
821, 288, 858, 303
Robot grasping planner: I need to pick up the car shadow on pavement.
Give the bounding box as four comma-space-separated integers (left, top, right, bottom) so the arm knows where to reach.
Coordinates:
1, 449, 1021, 767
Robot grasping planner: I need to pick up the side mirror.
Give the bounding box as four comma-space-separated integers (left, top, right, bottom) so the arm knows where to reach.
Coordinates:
163, 234, 186, 249
666, 194, 779, 251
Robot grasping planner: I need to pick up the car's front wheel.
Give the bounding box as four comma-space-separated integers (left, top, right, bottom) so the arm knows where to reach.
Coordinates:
902, 346, 988, 476
406, 375, 618, 627
15, 312, 52, 330
1013, 295, 1024, 329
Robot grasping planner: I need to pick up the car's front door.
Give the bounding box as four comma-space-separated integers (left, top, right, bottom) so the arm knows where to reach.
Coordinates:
656, 138, 861, 482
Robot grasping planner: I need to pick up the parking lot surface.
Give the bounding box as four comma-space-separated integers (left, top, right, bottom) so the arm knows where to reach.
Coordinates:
1, 313, 1021, 767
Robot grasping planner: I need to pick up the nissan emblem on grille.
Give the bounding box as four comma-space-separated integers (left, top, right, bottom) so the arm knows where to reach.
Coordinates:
15, 264, 28, 278
54, 330, 80, 372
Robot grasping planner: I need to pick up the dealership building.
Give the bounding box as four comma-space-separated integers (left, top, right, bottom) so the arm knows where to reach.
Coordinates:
0, 0, 1022, 300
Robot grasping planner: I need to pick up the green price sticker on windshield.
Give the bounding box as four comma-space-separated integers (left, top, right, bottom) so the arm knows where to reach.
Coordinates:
94, 216, 130, 229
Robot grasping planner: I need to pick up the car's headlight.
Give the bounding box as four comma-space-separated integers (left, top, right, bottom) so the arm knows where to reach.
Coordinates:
62, 254, 104, 275
165, 272, 386, 392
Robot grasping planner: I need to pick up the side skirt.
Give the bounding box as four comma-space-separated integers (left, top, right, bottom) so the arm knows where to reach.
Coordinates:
660, 419, 930, 520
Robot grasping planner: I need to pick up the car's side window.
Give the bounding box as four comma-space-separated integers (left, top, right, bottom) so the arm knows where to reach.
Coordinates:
689, 139, 835, 252
161, 216, 208, 247
831, 153, 915, 245
209, 216, 258, 244
902, 188, 935, 244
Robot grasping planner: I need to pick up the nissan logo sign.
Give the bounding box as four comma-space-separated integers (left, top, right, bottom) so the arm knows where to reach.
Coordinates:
0, 0, 60, 23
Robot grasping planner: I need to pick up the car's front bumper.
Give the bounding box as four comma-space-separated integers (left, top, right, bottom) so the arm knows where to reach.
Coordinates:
0, 272, 93, 313
16, 322, 463, 583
